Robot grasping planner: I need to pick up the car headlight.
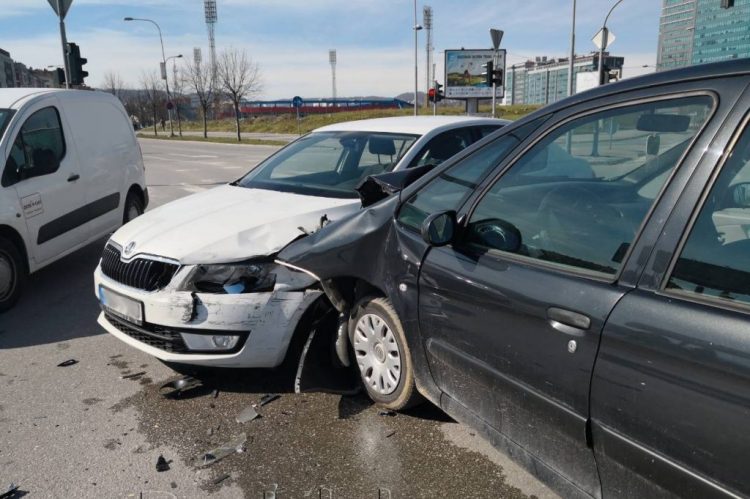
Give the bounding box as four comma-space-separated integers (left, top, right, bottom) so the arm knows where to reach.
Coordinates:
183, 262, 276, 294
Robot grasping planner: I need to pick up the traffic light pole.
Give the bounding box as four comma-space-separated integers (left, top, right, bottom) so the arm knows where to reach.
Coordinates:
491, 50, 498, 118
433, 80, 437, 116
56, 0, 70, 89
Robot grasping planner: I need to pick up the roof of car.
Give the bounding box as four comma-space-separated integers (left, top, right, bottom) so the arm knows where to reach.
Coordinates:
313, 115, 508, 135
0, 88, 116, 110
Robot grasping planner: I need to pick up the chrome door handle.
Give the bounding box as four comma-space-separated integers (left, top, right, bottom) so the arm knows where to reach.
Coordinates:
547, 307, 590, 337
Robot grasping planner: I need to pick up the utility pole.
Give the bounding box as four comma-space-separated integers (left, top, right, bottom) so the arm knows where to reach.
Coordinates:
567, 0, 576, 97
423, 6, 433, 109
413, 0, 423, 116
329, 49, 337, 108
598, 0, 624, 87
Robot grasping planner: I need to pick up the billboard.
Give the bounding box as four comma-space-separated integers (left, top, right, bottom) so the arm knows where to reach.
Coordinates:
445, 49, 506, 99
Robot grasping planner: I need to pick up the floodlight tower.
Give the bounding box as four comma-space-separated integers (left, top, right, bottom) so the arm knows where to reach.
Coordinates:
423, 6, 433, 108
193, 47, 202, 66
204, 0, 217, 80
329, 49, 337, 108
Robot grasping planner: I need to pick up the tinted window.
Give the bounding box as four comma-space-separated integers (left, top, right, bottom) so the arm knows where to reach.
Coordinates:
667, 121, 750, 306
408, 128, 474, 167
0, 108, 13, 137
466, 96, 713, 276
398, 117, 547, 231
239, 131, 418, 198
2, 106, 66, 187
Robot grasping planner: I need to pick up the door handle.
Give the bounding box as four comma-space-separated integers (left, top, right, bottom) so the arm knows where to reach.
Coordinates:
67, 173, 80, 182
547, 307, 590, 336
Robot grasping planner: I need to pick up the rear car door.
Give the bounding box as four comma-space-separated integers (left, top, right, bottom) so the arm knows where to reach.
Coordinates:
1, 97, 86, 265
412, 94, 715, 497
591, 96, 750, 497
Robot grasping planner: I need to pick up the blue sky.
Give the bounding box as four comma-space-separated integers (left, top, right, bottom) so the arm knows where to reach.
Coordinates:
1, 0, 661, 99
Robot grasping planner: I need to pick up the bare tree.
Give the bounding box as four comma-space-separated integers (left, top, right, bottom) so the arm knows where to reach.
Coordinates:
102, 71, 125, 100
170, 63, 184, 136
217, 48, 262, 141
141, 70, 165, 136
183, 59, 215, 138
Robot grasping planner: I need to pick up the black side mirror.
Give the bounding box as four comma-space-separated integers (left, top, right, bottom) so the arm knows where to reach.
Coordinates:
731, 182, 750, 208
421, 211, 456, 246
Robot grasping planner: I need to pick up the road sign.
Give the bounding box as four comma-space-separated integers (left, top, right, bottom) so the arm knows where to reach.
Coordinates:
48, 0, 73, 19
292, 96, 304, 108
592, 28, 616, 50
490, 29, 504, 51
166, 102, 174, 110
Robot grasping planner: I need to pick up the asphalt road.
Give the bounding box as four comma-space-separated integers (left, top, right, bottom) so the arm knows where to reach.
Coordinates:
0, 138, 557, 498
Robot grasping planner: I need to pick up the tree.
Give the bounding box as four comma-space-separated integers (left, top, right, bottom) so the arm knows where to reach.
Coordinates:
140, 70, 165, 136
183, 58, 215, 138
217, 48, 262, 141
102, 71, 125, 100
170, 63, 184, 136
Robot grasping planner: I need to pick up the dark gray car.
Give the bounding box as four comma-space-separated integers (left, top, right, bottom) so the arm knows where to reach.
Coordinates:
277, 59, 750, 498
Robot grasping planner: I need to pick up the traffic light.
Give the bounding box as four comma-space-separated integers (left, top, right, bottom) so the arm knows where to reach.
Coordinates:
55, 68, 65, 87
428, 88, 436, 103
435, 82, 444, 102
482, 60, 494, 87
66, 42, 88, 86
492, 68, 504, 86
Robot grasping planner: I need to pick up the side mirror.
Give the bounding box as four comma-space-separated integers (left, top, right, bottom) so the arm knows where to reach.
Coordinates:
421, 211, 456, 246
731, 182, 750, 208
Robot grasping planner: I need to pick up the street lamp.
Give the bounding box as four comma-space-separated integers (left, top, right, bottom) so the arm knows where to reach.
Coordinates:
124, 16, 175, 136
413, 0, 423, 116
568, 0, 576, 97
166, 54, 183, 136
597, 0, 624, 87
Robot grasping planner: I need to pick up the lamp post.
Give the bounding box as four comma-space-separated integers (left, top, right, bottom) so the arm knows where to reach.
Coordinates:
166, 54, 183, 136
124, 17, 175, 136
597, 0, 624, 87
568, 0, 576, 97
413, 0, 423, 116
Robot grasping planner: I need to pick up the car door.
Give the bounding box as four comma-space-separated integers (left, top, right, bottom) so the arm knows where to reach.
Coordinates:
1, 98, 86, 265
413, 94, 716, 497
591, 103, 750, 498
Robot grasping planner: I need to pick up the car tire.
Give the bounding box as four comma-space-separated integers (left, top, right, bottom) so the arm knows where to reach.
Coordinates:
123, 192, 144, 224
350, 296, 422, 410
0, 236, 26, 313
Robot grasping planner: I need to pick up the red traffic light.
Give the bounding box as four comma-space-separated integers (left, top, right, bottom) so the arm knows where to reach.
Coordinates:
428, 88, 436, 102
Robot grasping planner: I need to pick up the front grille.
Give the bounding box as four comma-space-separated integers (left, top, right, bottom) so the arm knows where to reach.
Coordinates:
105, 313, 189, 353
101, 244, 178, 291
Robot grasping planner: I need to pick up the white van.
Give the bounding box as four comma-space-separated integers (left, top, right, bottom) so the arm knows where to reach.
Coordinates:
0, 88, 147, 311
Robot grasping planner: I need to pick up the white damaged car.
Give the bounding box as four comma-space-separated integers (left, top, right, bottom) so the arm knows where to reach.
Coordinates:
94, 116, 506, 369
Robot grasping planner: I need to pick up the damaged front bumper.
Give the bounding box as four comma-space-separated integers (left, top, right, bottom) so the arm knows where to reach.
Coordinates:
94, 264, 322, 368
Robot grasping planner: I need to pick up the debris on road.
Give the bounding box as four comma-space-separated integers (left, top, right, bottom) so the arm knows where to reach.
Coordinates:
236, 405, 260, 423
57, 359, 78, 367
159, 376, 203, 398
259, 393, 280, 407
0, 483, 19, 499
378, 410, 396, 417
213, 473, 231, 485
385, 430, 397, 438
121, 371, 147, 380
197, 433, 247, 468
212, 389, 220, 399
156, 455, 171, 472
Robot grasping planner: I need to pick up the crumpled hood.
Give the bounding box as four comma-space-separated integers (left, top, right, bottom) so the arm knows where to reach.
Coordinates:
110, 184, 360, 264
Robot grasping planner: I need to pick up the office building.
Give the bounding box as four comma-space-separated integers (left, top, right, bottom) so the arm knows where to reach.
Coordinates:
657, 0, 750, 71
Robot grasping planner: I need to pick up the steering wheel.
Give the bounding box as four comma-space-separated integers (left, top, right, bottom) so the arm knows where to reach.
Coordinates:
537, 185, 629, 253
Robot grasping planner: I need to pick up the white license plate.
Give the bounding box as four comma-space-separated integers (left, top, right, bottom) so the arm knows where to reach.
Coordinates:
99, 285, 143, 325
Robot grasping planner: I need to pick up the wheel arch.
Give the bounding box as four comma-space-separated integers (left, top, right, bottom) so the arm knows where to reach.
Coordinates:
0, 224, 29, 273
126, 183, 146, 208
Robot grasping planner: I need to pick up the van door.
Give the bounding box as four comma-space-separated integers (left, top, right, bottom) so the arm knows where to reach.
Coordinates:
60, 97, 131, 236
2, 98, 87, 265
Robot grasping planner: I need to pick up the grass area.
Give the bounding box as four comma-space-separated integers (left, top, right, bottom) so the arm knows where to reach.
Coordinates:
137, 133, 288, 147
177, 104, 541, 135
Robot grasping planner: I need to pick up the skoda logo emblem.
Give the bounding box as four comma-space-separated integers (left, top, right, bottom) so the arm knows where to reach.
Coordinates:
124, 241, 136, 256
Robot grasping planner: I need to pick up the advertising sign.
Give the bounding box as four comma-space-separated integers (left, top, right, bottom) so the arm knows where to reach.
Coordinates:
445, 49, 506, 99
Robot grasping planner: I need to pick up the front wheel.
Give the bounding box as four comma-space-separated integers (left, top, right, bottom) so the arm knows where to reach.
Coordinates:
0, 237, 26, 313
350, 297, 422, 410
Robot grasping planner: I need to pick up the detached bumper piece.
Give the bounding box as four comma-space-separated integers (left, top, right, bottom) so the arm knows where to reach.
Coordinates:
103, 313, 248, 355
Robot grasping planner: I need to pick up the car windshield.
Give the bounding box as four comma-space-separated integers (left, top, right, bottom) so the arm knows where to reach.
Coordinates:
238, 131, 419, 198
0, 109, 14, 137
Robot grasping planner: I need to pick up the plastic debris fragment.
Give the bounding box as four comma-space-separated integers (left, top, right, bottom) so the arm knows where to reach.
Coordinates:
57, 359, 78, 367
156, 455, 170, 472
236, 406, 260, 423
197, 433, 247, 468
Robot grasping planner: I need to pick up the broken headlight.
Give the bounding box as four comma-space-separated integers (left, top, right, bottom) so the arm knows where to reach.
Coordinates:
183, 262, 276, 294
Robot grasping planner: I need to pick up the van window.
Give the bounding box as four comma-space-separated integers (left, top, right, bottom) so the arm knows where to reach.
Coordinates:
2, 107, 66, 187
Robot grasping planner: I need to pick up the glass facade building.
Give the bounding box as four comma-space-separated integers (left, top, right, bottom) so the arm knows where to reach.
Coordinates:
505, 54, 624, 105
657, 0, 750, 71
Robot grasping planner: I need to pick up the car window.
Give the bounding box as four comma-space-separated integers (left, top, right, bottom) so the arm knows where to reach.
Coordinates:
667, 121, 750, 306
408, 128, 474, 167
2, 106, 66, 187
239, 131, 418, 198
397, 117, 547, 231
464, 96, 713, 277
474, 125, 503, 139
